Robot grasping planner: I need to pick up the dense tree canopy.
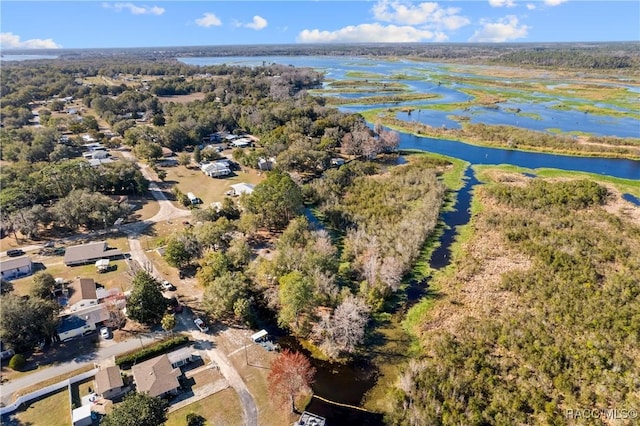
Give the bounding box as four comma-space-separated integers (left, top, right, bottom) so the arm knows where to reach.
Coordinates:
0, 293, 59, 353
126, 271, 167, 325
101, 392, 167, 426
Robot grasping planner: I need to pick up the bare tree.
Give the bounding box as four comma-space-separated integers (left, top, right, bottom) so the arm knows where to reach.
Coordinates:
312, 295, 370, 358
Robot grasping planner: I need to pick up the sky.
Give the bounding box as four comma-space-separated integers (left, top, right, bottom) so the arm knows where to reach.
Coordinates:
1, 1, 638, 50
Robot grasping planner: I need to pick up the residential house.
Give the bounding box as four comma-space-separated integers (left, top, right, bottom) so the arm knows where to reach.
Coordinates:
230, 183, 255, 196
230, 138, 251, 148
132, 354, 181, 398
64, 241, 122, 266
257, 157, 276, 171
201, 161, 231, 178
57, 304, 109, 341
0, 257, 33, 280
94, 365, 125, 400
88, 158, 115, 167
67, 278, 98, 312
167, 347, 197, 369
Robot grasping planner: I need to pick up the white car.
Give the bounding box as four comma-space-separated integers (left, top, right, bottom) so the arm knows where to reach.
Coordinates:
161, 280, 175, 291
194, 318, 209, 332
100, 327, 112, 339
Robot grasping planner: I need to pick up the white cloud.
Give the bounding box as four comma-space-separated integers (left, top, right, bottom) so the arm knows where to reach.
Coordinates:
526, 3, 536, 10
244, 16, 268, 30
468, 15, 529, 42
196, 13, 222, 28
371, 0, 469, 30
103, 2, 165, 15
544, 0, 569, 5
297, 23, 441, 43
489, 0, 516, 7
0, 32, 62, 49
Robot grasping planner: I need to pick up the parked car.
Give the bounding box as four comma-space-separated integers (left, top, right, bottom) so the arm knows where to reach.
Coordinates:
100, 327, 112, 339
161, 280, 175, 291
43, 241, 55, 248
167, 296, 183, 314
194, 317, 209, 332
6, 249, 24, 257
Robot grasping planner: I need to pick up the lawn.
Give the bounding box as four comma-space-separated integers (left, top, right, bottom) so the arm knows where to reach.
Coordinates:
162, 162, 265, 208
165, 388, 243, 426
11, 257, 132, 297
12, 389, 70, 426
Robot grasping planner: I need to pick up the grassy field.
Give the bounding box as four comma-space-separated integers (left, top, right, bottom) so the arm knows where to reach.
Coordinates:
11, 389, 71, 426
162, 163, 265, 208
9, 234, 133, 296
165, 388, 243, 426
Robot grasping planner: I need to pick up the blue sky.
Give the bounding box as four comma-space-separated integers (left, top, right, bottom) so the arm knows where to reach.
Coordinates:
1, 1, 638, 49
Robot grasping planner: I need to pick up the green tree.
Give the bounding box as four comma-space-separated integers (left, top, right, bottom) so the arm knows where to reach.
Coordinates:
30, 271, 55, 299
0, 293, 59, 352
278, 271, 313, 333
164, 237, 193, 268
202, 272, 249, 321
101, 392, 167, 426
193, 145, 201, 164
244, 170, 303, 231
177, 152, 192, 167
161, 313, 176, 334
126, 271, 167, 325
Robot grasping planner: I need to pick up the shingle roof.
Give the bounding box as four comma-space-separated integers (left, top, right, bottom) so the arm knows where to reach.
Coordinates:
0, 256, 32, 273
68, 278, 97, 305
132, 354, 181, 397
63, 241, 122, 265
94, 366, 124, 395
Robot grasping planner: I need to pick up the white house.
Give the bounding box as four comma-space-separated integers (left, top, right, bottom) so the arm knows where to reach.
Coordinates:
67, 278, 98, 312
230, 183, 255, 196
0, 257, 33, 280
230, 138, 251, 148
57, 304, 109, 341
201, 161, 231, 178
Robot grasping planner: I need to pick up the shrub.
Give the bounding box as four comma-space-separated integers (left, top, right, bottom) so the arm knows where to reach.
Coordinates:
116, 335, 189, 369
9, 353, 26, 371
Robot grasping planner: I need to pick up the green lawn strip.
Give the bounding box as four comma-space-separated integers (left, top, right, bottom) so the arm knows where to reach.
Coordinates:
165, 389, 244, 426
13, 388, 70, 426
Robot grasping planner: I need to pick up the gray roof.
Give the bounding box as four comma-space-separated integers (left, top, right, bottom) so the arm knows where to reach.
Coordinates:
132, 354, 181, 397
63, 241, 122, 265
0, 256, 32, 273
167, 346, 195, 365
94, 366, 123, 395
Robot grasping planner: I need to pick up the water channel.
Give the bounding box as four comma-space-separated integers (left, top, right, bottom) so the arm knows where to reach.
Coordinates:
181, 56, 639, 424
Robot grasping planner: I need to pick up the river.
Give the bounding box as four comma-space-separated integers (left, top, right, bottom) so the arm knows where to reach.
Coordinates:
180, 55, 639, 424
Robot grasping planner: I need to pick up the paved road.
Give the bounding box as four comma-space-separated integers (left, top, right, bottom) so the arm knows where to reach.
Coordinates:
0, 330, 164, 405
1, 150, 258, 423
